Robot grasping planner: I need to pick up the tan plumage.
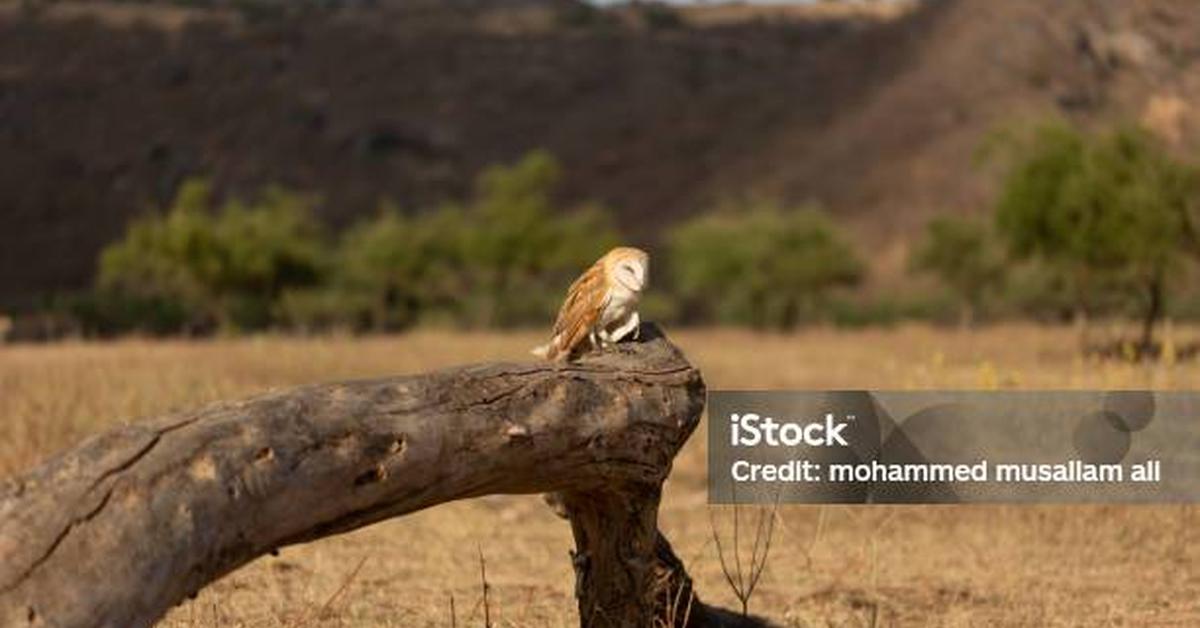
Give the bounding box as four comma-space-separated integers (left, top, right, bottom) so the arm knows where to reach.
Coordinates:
533, 246, 649, 362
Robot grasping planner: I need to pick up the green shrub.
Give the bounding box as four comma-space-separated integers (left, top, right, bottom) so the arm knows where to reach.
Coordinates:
909, 215, 1005, 325
95, 179, 329, 334
90, 153, 617, 336
305, 204, 470, 331
68, 291, 193, 337
311, 151, 620, 331
668, 204, 864, 329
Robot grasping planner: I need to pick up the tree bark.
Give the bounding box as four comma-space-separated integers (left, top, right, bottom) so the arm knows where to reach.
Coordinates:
0, 323, 762, 628
1139, 271, 1165, 354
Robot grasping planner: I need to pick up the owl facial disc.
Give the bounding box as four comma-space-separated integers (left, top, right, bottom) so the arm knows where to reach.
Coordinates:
615, 260, 646, 293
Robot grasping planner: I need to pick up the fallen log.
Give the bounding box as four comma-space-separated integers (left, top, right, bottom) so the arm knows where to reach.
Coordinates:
0, 324, 765, 627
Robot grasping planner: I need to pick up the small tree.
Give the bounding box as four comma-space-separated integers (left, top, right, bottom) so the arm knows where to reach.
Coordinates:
668, 204, 863, 329
909, 216, 1005, 326
992, 122, 1200, 351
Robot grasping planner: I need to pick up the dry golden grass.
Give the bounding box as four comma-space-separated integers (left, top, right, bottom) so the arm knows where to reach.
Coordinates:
2, 325, 1199, 627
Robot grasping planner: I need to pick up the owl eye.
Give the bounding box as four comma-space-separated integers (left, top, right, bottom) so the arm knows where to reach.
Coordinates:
617, 261, 645, 287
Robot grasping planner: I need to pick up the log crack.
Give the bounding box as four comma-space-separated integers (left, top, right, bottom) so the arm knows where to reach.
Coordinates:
0, 487, 114, 594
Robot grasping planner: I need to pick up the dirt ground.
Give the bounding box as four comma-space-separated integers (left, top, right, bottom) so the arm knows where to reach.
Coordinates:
2, 325, 1199, 626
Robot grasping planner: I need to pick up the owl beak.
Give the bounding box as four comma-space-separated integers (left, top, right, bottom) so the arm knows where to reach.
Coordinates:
618, 271, 642, 293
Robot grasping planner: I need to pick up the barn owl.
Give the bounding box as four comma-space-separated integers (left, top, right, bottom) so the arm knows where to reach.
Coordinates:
532, 246, 649, 362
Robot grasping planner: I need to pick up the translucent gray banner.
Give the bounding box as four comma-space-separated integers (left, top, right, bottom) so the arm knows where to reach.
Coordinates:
707, 391, 1200, 504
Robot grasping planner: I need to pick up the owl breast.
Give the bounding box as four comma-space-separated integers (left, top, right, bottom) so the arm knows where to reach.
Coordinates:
601, 283, 640, 327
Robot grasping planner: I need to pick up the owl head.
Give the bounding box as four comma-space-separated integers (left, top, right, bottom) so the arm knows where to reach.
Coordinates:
602, 246, 649, 293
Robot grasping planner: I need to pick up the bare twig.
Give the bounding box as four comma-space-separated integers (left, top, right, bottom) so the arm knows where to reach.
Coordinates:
478, 546, 492, 628
681, 585, 695, 627
710, 508, 742, 609
669, 580, 688, 624
655, 571, 696, 628
291, 556, 368, 627
745, 501, 777, 607
709, 487, 780, 617
733, 491, 745, 599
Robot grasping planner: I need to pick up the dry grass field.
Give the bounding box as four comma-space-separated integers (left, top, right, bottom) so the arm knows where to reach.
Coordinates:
2, 325, 1199, 627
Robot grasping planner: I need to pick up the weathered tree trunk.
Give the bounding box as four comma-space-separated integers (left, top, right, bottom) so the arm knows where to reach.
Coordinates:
0, 324, 763, 628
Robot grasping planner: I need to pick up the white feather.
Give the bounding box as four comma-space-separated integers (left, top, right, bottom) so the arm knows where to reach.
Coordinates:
530, 334, 560, 358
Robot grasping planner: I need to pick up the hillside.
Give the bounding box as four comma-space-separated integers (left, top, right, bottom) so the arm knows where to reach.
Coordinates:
744, 0, 1200, 278
1, 0, 1198, 307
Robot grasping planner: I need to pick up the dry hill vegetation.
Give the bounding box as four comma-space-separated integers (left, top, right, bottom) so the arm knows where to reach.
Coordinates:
3, 0, 1200, 306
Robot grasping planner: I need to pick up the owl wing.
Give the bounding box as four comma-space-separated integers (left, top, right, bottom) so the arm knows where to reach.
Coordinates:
549, 260, 610, 361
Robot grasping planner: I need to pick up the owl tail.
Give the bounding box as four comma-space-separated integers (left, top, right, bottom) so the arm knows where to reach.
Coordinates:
531, 335, 563, 361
